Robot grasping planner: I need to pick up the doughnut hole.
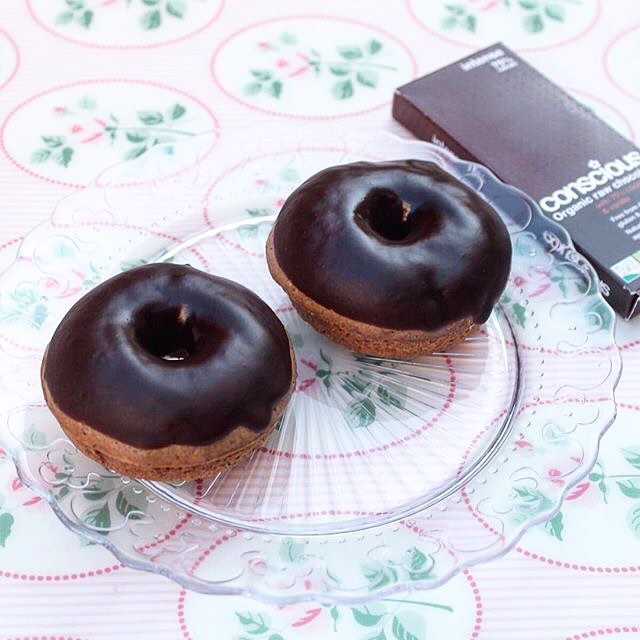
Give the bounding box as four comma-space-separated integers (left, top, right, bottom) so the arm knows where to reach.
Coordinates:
354, 187, 443, 243
133, 304, 200, 361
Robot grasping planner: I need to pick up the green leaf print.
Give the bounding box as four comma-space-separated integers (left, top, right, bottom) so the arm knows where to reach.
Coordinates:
166, 0, 187, 18
169, 103, 186, 120
391, 612, 424, 640
31, 149, 51, 163
65, 0, 84, 9
280, 32, 298, 45
341, 372, 371, 396
57, 147, 74, 167
337, 45, 363, 59
42, 135, 64, 148
279, 538, 306, 563
56, 11, 74, 24
115, 491, 144, 520
511, 302, 527, 327
523, 13, 545, 33
79, 9, 93, 28
125, 145, 148, 160
244, 82, 262, 96
627, 506, 640, 539
267, 80, 283, 99
545, 3, 565, 21
120, 258, 147, 271
377, 382, 406, 409
519, 0, 539, 8
0, 513, 14, 547
623, 448, 640, 470
332, 79, 354, 100
346, 398, 376, 428
617, 480, 640, 499
235, 612, 269, 635
356, 69, 379, 88
125, 131, 147, 143
251, 69, 272, 81
367, 39, 382, 54
364, 562, 398, 591
329, 605, 340, 632
137, 110, 164, 125
142, 0, 160, 5
441, 15, 458, 29
84, 503, 111, 530
463, 14, 477, 32
330, 63, 350, 76
445, 3, 465, 16
140, 9, 162, 30
351, 605, 386, 627
544, 511, 564, 540
83, 489, 110, 501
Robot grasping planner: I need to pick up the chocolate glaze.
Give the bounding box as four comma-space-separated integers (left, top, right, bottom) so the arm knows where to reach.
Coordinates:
42, 264, 293, 449
273, 160, 512, 331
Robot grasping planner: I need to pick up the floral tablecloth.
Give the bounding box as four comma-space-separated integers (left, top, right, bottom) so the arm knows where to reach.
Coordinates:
1, 1, 640, 638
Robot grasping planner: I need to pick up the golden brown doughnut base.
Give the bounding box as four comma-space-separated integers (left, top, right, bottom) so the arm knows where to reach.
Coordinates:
267, 230, 475, 359
41, 349, 296, 481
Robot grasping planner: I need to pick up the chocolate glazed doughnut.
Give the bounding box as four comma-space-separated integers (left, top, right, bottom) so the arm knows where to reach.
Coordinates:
41, 264, 296, 481
267, 160, 512, 358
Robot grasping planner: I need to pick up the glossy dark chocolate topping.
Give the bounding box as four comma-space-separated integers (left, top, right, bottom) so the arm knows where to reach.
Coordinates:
273, 160, 512, 331
43, 264, 293, 449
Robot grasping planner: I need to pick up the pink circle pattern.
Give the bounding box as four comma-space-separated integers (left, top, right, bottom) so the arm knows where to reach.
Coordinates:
26, 0, 226, 50
405, 0, 603, 52
0, 78, 219, 189
604, 25, 640, 103
210, 14, 419, 121
0, 28, 20, 92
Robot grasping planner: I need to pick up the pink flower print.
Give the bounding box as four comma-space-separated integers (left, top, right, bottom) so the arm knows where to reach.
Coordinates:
547, 468, 565, 487
40, 277, 58, 290
470, 0, 500, 11
297, 378, 316, 393
278, 602, 331, 635
11, 476, 42, 507
514, 435, 534, 456
566, 481, 590, 501
52, 106, 67, 116
511, 271, 551, 298
69, 117, 106, 144
291, 607, 322, 627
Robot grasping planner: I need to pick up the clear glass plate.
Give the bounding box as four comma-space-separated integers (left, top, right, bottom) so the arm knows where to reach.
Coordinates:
0, 126, 620, 603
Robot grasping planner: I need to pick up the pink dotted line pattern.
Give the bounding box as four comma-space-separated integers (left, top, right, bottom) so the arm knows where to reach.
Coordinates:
0, 236, 23, 253
176, 532, 242, 638
177, 589, 191, 640
0, 564, 121, 582
6, 637, 84, 640
136, 514, 192, 553
567, 627, 640, 639
515, 548, 640, 574
465, 570, 484, 640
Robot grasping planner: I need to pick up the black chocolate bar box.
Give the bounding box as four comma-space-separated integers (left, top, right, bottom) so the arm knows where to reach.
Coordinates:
393, 43, 640, 319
